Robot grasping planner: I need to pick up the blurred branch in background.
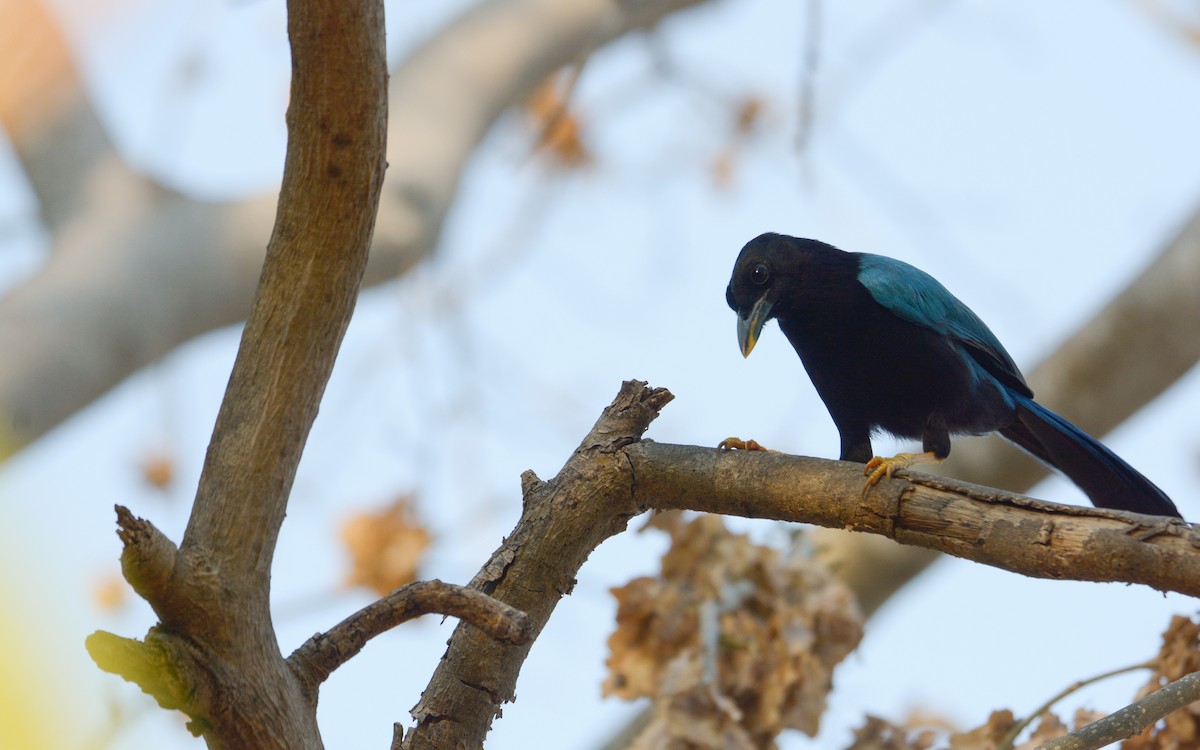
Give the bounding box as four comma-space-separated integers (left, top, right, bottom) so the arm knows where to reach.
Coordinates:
0, 0, 713, 455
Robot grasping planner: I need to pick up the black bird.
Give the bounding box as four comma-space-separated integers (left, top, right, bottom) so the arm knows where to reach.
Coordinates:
724, 232, 1181, 518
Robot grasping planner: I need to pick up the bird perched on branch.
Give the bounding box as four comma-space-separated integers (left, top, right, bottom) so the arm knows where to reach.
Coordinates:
723, 232, 1181, 518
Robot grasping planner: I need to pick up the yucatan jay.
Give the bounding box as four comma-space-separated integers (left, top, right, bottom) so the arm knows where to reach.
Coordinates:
724, 232, 1181, 518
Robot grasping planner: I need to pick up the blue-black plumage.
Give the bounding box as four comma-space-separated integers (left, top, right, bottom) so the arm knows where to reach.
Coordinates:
725, 232, 1180, 518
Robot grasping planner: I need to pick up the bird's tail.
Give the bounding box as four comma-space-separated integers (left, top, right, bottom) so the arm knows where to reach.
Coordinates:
999, 395, 1181, 518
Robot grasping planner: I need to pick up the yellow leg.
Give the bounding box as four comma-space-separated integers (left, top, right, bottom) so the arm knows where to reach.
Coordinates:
863, 451, 942, 497
717, 437, 772, 452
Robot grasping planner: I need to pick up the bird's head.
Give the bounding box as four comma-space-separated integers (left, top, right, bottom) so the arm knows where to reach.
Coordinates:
725, 233, 798, 357
725, 233, 847, 357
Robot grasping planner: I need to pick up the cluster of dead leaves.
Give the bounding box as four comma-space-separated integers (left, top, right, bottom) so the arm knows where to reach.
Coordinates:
1125, 614, 1200, 750
340, 495, 431, 596
604, 512, 864, 749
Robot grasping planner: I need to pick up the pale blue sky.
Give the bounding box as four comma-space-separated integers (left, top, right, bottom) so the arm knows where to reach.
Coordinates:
3, 0, 1200, 747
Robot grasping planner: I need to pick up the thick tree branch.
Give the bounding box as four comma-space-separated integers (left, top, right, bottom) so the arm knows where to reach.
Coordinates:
180, 0, 388, 588
1037, 670, 1200, 750
403, 381, 1199, 748
288, 580, 533, 696
0, 0, 712, 455
632, 444, 1198, 594
87, 0, 388, 746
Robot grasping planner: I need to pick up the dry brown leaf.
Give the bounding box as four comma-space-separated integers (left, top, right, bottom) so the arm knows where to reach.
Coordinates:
710, 148, 736, 189
629, 654, 760, 750
606, 514, 864, 748
91, 573, 129, 612
340, 495, 431, 596
139, 451, 175, 490
848, 715, 937, 750
708, 96, 768, 188
902, 708, 959, 734
1153, 615, 1200, 685
948, 710, 1014, 750
1017, 711, 1068, 750
526, 69, 591, 168
734, 97, 765, 135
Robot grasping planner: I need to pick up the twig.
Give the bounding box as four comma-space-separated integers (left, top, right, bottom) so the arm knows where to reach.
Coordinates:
288, 580, 532, 693
997, 661, 1154, 750
1037, 670, 1200, 750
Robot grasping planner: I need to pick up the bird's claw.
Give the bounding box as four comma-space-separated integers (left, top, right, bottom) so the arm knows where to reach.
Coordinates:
718, 437, 772, 453
862, 451, 941, 498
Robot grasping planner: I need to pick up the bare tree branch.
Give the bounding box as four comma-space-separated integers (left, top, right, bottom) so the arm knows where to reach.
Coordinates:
637, 444, 1198, 593
401, 380, 1200, 748
0, 0, 712, 455
87, 0, 388, 744
288, 580, 533, 695
814, 208, 1200, 615
1036, 670, 1200, 750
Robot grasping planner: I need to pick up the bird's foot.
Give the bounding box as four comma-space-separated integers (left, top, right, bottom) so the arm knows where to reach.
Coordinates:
863, 451, 942, 498
718, 437, 772, 452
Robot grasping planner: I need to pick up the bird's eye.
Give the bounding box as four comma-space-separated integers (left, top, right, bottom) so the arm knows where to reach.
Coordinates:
751, 263, 769, 285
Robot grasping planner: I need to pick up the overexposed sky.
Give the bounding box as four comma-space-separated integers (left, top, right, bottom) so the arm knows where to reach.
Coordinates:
3, 0, 1200, 748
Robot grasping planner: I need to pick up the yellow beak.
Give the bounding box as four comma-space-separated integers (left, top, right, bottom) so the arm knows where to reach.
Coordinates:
736, 294, 773, 357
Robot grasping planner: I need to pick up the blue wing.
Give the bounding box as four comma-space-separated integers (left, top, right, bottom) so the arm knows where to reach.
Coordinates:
857, 253, 1030, 396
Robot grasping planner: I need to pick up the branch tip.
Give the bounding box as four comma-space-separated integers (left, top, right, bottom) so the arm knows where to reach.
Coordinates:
114, 504, 178, 604
616, 380, 674, 413
520, 469, 544, 497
